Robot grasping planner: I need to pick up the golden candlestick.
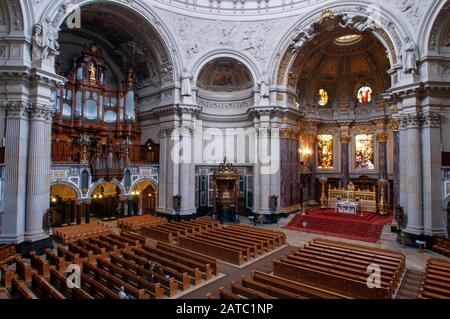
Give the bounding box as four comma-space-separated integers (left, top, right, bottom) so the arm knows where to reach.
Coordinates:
319, 176, 328, 209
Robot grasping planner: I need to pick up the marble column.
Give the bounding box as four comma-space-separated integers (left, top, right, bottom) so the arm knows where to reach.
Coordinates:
402, 113, 424, 235
399, 122, 408, 211
259, 127, 270, 213
179, 126, 196, 216
0, 102, 29, 244
339, 135, 350, 188
25, 104, 53, 242
392, 119, 400, 206
157, 127, 168, 213
166, 128, 180, 213
377, 133, 388, 179
421, 112, 446, 236
269, 127, 280, 211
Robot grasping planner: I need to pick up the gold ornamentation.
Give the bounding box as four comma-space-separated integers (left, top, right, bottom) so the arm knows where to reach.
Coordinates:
339, 135, 351, 144
376, 133, 388, 143
391, 119, 399, 131
89, 64, 96, 84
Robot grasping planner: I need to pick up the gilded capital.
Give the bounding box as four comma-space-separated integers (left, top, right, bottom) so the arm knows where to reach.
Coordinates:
339, 135, 350, 144
376, 133, 388, 143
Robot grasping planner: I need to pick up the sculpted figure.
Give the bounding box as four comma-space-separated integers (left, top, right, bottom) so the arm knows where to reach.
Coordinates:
291, 24, 315, 52
402, 39, 418, 74
257, 71, 270, 99
181, 68, 193, 97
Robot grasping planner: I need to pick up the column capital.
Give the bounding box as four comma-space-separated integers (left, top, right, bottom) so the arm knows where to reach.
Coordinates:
376, 133, 388, 143
339, 135, 351, 144
391, 118, 399, 131
28, 103, 53, 122
422, 111, 441, 128
400, 113, 421, 129
3, 101, 29, 120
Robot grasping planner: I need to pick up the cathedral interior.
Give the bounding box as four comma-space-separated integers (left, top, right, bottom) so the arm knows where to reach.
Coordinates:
0, 0, 450, 301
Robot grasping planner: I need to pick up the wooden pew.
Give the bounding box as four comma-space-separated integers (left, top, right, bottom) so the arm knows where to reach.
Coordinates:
218, 286, 246, 299
140, 226, 173, 243
49, 268, 94, 299
187, 232, 254, 259
0, 244, 20, 266
68, 242, 97, 263
30, 251, 50, 275
241, 275, 304, 299
46, 248, 68, 270
214, 227, 272, 252
82, 261, 150, 299
178, 234, 244, 265
230, 281, 277, 299
122, 250, 191, 290
99, 235, 130, 251
156, 242, 220, 276
11, 277, 38, 299
96, 257, 165, 299
1, 265, 16, 288
57, 245, 83, 264
194, 231, 261, 257
134, 247, 202, 285
88, 237, 119, 253
15, 257, 34, 281
0, 288, 9, 299
121, 230, 149, 245
226, 224, 286, 246
109, 233, 141, 247
80, 272, 119, 299
141, 245, 212, 280
251, 270, 351, 299
273, 259, 389, 299
31, 272, 66, 299
77, 239, 108, 258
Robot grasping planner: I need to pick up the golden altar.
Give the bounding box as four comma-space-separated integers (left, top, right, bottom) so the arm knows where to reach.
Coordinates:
327, 182, 377, 213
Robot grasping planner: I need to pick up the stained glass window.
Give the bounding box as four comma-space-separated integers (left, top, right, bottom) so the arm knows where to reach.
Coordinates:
355, 134, 375, 170
318, 89, 329, 106
317, 134, 333, 169
357, 86, 372, 104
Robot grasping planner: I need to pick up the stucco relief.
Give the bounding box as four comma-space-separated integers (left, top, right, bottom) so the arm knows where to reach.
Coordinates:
173, 15, 285, 66
395, 0, 428, 27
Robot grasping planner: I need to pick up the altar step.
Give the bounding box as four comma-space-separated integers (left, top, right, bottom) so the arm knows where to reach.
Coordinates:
396, 269, 423, 299
284, 210, 392, 243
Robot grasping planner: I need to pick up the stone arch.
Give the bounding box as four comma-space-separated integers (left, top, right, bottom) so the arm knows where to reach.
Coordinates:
419, 0, 450, 56
191, 49, 261, 90
86, 178, 126, 198
270, 4, 411, 87
36, 0, 182, 83
130, 177, 158, 194
50, 180, 82, 200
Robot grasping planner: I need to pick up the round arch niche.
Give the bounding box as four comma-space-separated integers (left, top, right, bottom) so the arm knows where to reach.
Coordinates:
195, 58, 254, 119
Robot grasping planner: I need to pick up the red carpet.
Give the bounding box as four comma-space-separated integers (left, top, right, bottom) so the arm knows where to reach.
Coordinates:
284, 208, 393, 243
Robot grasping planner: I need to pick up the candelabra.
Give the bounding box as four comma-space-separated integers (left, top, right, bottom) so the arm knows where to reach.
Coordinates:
378, 178, 388, 215
319, 176, 328, 209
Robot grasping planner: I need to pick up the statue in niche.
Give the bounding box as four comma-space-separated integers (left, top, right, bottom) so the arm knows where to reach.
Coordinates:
181, 68, 193, 96
257, 71, 270, 99
291, 24, 316, 52
402, 39, 418, 74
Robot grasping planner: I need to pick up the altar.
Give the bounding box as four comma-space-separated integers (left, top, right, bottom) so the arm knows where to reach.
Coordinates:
335, 201, 359, 214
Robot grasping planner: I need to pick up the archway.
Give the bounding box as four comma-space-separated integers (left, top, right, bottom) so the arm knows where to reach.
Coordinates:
280, 16, 394, 212
131, 179, 157, 215
90, 182, 121, 221
50, 183, 79, 226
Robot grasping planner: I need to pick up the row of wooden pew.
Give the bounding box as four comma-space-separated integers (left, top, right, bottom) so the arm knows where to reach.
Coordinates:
117, 215, 166, 231
53, 222, 114, 244
178, 224, 286, 265
432, 237, 450, 257
272, 238, 405, 299
0, 229, 221, 299
418, 257, 450, 299
0, 244, 20, 267
139, 219, 220, 243
206, 270, 352, 299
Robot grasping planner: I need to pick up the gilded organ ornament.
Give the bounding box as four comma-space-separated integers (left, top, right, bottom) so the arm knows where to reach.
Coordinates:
317, 134, 333, 169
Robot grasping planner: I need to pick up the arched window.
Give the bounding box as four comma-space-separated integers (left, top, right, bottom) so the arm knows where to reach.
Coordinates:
124, 170, 131, 188
318, 89, 329, 106
357, 86, 373, 104
81, 170, 89, 191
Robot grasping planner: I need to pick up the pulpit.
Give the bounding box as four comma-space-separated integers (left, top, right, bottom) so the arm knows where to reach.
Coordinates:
212, 157, 239, 223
